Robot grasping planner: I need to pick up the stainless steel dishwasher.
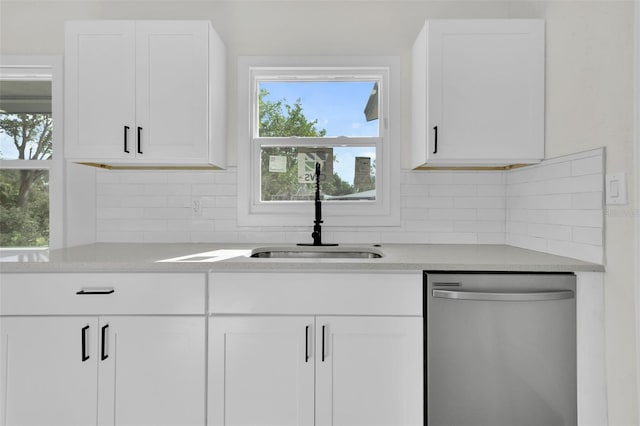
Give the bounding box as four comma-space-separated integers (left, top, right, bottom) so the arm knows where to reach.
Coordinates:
425, 272, 576, 426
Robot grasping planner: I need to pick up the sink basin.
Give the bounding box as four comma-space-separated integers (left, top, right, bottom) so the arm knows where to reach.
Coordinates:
250, 246, 383, 259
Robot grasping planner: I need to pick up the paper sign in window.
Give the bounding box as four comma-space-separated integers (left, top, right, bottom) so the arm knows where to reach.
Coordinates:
269, 155, 287, 173
297, 148, 333, 183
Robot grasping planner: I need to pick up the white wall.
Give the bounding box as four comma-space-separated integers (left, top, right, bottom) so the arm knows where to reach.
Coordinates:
1, 1, 637, 424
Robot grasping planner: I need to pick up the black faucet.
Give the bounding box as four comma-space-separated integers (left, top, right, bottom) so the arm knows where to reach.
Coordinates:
298, 162, 338, 247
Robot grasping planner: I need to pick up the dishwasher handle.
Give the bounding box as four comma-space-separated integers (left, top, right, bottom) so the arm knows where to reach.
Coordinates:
432, 289, 574, 302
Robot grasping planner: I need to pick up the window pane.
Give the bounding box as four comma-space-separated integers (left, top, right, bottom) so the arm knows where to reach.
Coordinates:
261, 146, 376, 201
0, 80, 53, 160
0, 169, 49, 247
258, 81, 379, 137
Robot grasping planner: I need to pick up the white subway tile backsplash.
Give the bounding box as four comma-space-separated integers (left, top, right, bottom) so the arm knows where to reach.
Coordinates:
380, 231, 429, 244
429, 184, 476, 197
454, 221, 505, 233
452, 172, 505, 185
506, 234, 549, 252
507, 194, 572, 210
167, 195, 191, 208
571, 155, 603, 176
97, 207, 144, 219
527, 223, 573, 241
430, 232, 477, 244
167, 172, 214, 184
477, 233, 506, 244
545, 240, 602, 264
429, 209, 476, 221
143, 231, 189, 243
404, 197, 453, 209
453, 196, 505, 209
121, 196, 167, 208
401, 208, 429, 221
477, 209, 506, 222
477, 185, 506, 197
572, 192, 604, 209
214, 196, 237, 208
505, 148, 604, 263
93, 150, 604, 264
97, 230, 144, 243
572, 226, 604, 246
546, 209, 603, 228
144, 207, 189, 220
403, 220, 454, 233
400, 184, 430, 197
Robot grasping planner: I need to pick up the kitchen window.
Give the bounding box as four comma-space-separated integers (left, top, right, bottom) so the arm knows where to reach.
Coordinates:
0, 56, 63, 250
238, 57, 400, 227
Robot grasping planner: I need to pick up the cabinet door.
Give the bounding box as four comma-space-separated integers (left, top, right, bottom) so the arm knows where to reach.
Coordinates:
413, 20, 544, 166
65, 21, 136, 159
315, 317, 423, 426
208, 316, 315, 426
0, 317, 99, 426
135, 21, 210, 162
97, 316, 206, 426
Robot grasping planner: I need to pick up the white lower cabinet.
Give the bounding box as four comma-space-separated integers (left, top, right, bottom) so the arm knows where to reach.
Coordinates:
97, 316, 206, 426
209, 316, 315, 426
209, 316, 422, 426
0, 317, 99, 426
208, 271, 424, 426
315, 316, 423, 426
0, 316, 206, 426
0, 273, 207, 426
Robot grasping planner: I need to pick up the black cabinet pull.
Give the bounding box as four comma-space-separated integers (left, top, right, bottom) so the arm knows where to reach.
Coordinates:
124, 125, 130, 153
76, 288, 115, 295
81, 325, 90, 362
305, 325, 310, 363
101, 324, 109, 361
321, 325, 326, 362
433, 125, 438, 154
137, 126, 143, 154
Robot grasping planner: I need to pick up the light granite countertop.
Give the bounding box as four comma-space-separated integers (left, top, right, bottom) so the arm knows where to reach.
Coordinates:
0, 243, 604, 273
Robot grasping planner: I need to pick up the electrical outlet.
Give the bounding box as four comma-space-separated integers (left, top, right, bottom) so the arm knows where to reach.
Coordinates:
192, 198, 202, 216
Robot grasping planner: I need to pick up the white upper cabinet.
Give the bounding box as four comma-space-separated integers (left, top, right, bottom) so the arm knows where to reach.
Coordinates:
411, 19, 545, 168
65, 20, 226, 168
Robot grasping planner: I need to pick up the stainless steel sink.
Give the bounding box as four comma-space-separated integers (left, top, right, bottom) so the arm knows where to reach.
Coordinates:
250, 246, 383, 259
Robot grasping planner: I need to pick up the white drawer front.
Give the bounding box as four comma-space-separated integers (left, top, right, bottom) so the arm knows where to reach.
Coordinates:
1, 273, 206, 315
209, 272, 423, 316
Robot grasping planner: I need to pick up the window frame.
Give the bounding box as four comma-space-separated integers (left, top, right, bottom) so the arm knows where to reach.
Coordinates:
0, 55, 64, 249
237, 56, 400, 227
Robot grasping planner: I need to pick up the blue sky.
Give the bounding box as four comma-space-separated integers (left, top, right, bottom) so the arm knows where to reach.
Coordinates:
259, 81, 378, 137
259, 81, 378, 183
0, 125, 19, 159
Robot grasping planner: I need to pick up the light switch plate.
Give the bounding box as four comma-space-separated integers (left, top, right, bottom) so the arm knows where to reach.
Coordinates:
605, 173, 627, 205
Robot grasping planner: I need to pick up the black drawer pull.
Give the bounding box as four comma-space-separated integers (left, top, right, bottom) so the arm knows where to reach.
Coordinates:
321, 325, 326, 362
137, 126, 143, 154
76, 288, 115, 295
124, 125, 130, 153
81, 325, 90, 362
433, 125, 438, 154
101, 324, 109, 361
305, 325, 310, 363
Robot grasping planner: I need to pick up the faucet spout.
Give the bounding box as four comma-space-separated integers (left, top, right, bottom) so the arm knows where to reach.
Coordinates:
298, 162, 338, 247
